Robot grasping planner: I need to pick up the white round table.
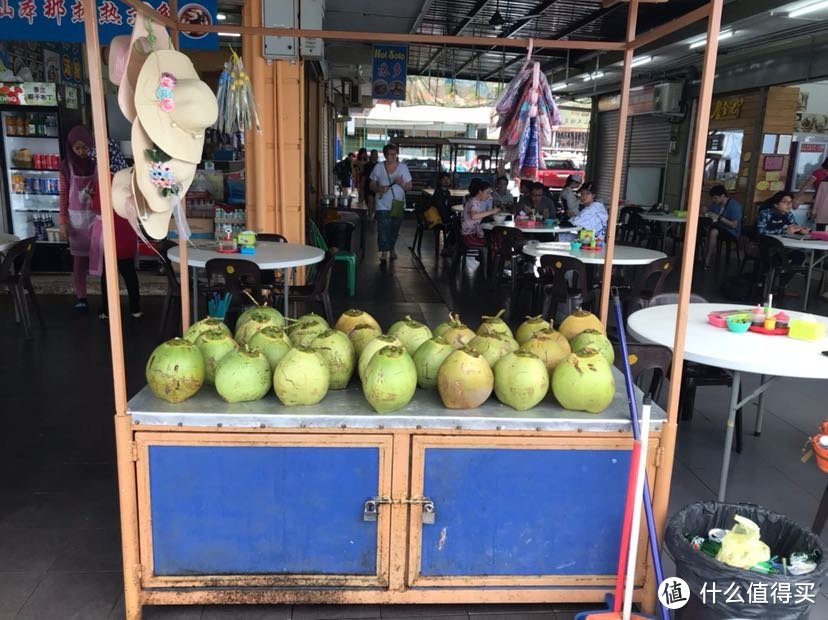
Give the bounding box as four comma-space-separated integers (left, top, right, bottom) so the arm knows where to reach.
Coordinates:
168, 241, 325, 319
640, 213, 688, 224
628, 303, 828, 500
482, 220, 580, 236
775, 235, 828, 310
523, 242, 666, 265
0, 232, 20, 253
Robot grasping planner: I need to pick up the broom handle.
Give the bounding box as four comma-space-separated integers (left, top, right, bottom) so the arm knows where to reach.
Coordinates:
613, 293, 669, 620
614, 440, 642, 613
623, 402, 651, 620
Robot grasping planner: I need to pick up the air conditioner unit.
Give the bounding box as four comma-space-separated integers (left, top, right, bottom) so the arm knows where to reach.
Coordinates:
654, 82, 683, 115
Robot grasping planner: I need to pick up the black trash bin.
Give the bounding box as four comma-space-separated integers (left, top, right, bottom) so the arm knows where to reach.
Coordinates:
666, 502, 826, 619
324, 221, 355, 253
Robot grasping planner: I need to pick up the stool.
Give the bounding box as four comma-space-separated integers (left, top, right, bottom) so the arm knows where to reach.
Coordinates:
716, 233, 741, 267
334, 251, 356, 296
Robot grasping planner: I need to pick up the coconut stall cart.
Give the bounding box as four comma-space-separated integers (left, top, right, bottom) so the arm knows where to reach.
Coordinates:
85, 1, 726, 617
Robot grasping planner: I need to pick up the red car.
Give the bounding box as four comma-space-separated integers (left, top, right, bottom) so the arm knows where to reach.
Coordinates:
537, 158, 582, 189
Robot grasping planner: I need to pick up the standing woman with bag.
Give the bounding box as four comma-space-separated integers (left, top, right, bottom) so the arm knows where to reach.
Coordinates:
58, 126, 97, 310
370, 143, 412, 261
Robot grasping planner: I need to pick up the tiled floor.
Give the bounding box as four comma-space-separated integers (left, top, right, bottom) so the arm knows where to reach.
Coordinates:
1, 220, 826, 618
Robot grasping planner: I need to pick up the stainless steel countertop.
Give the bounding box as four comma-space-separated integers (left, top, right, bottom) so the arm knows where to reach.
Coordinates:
128, 367, 665, 433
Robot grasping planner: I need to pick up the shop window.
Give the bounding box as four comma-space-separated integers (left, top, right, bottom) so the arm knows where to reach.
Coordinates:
705, 129, 743, 191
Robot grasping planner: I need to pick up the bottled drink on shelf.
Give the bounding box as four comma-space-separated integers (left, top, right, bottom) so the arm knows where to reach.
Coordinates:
27, 114, 36, 136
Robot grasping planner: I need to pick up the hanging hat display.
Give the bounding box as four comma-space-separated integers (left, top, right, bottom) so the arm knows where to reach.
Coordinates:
132, 121, 196, 214
108, 35, 130, 86
118, 17, 171, 122
134, 49, 218, 164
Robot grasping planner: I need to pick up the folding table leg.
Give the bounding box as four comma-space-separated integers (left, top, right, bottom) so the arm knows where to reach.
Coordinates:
754, 374, 767, 436
718, 370, 742, 501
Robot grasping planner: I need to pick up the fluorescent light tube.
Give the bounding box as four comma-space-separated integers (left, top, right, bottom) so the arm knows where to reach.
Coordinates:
631, 55, 653, 67
217, 12, 227, 21
219, 33, 242, 38
690, 30, 733, 49
789, 0, 828, 18
551, 83, 567, 91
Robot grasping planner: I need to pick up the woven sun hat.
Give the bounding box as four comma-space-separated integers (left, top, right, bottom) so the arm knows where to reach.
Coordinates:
132, 170, 174, 240
117, 17, 171, 122
134, 49, 217, 164
107, 35, 130, 86
111, 166, 169, 241
132, 121, 196, 217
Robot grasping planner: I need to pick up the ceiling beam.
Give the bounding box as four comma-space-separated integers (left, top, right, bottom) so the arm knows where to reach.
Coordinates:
460, 2, 621, 80
409, 0, 439, 34
602, 0, 667, 6
418, 0, 494, 73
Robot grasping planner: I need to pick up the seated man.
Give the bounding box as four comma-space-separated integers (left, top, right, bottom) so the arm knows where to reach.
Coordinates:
570, 182, 608, 238
430, 172, 454, 223
756, 191, 808, 291
517, 182, 557, 218
703, 184, 742, 268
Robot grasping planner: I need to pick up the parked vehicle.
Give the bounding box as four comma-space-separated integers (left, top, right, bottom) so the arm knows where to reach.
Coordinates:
538, 157, 582, 188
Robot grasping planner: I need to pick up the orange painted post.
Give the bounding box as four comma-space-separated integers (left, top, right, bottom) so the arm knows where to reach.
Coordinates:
82, 1, 142, 618
599, 0, 639, 325
650, 0, 724, 602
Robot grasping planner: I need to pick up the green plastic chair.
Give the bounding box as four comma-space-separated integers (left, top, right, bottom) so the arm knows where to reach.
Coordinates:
308, 219, 356, 296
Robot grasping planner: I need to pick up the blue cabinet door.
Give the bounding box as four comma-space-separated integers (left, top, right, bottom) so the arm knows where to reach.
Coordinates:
414, 444, 633, 581
140, 436, 390, 582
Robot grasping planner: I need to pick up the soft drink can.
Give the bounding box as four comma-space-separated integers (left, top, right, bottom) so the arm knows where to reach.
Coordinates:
51, 154, 60, 169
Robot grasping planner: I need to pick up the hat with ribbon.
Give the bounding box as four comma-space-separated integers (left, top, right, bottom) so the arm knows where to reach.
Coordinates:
134, 49, 217, 164
111, 165, 176, 241
107, 35, 130, 86
118, 17, 171, 122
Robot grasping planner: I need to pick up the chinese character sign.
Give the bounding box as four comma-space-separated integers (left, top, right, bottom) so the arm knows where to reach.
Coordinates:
0, 0, 218, 50
372, 44, 408, 101
0, 82, 57, 105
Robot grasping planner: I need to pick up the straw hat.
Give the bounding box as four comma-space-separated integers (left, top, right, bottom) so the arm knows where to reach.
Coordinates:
111, 166, 174, 241
134, 49, 217, 164
132, 121, 196, 216
108, 35, 130, 86
117, 18, 171, 122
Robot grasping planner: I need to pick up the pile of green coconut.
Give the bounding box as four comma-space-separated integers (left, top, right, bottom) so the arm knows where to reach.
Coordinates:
145, 306, 616, 414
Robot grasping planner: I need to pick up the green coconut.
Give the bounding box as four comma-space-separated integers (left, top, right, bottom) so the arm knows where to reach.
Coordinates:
347, 323, 384, 358
387, 315, 433, 356
358, 334, 403, 383
520, 328, 572, 377
570, 329, 615, 365
515, 315, 551, 345
494, 351, 549, 411
475, 309, 513, 339
235, 304, 284, 333
437, 347, 494, 409
288, 312, 329, 334
551, 347, 616, 414
288, 319, 330, 348
310, 329, 356, 389
247, 326, 293, 371
362, 346, 418, 413
438, 313, 476, 349
183, 317, 231, 343
234, 310, 284, 346
214, 347, 272, 403
334, 309, 381, 335
433, 311, 461, 338
558, 308, 604, 341
273, 346, 330, 406
146, 338, 205, 403
468, 332, 520, 368
413, 336, 455, 390
195, 328, 239, 384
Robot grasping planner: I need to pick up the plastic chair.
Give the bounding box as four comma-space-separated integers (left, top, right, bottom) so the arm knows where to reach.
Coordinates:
273, 250, 335, 324
647, 292, 744, 452
716, 231, 742, 267
611, 341, 672, 401
538, 254, 591, 322
204, 258, 263, 324
617, 206, 644, 244
623, 256, 675, 316
308, 219, 355, 297
450, 216, 488, 276
758, 235, 808, 298
1, 237, 44, 338
628, 210, 662, 249
257, 233, 288, 243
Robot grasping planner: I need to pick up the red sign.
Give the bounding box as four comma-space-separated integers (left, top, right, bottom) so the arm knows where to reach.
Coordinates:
800, 143, 826, 153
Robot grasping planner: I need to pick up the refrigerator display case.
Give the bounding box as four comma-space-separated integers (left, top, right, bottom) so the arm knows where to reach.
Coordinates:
788, 135, 828, 193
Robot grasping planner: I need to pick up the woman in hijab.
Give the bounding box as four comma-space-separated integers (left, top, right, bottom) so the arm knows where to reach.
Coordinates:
59, 126, 97, 310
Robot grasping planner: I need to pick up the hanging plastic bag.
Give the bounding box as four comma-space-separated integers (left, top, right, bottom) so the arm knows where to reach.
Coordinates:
716, 514, 771, 569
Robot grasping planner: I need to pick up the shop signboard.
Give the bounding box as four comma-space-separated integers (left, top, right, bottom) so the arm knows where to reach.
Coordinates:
710, 96, 744, 121
372, 44, 408, 101
597, 86, 656, 115
0, 0, 218, 50
0, 81, 57, 105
